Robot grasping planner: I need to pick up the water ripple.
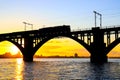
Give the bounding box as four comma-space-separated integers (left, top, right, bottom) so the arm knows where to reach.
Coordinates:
0, 58, 120, 80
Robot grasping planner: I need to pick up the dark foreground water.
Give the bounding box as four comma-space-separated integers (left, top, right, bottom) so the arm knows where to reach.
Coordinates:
0, 58, 120, 80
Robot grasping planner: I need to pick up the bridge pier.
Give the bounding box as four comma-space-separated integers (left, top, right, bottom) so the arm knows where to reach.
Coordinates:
23, 36, 34, 62
23, 55, 33, 62
90, 27, 108, 63
90, 42, 107, 63
90, 54, 107, 63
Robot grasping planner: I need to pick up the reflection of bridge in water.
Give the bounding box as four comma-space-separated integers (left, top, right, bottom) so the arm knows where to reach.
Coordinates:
0, 25, 120, 63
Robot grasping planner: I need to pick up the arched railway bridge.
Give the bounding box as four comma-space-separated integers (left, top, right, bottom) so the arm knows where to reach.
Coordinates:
0, 25, 120, 63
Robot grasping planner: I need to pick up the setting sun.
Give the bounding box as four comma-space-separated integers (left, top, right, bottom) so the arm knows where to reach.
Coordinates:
0, 41, 20, 55
10, 46, 19, 55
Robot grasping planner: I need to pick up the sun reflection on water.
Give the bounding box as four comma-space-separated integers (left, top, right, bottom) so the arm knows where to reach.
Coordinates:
15, 58, 24, 80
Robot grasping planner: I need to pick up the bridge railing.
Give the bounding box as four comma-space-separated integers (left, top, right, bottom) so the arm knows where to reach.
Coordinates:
71, 25, 120, 32
71, 27, 92, 32
100, 25, 120, 29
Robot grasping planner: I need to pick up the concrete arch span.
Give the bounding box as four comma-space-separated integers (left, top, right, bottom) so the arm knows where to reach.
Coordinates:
106, 38, 120, 55
33, 35, 91, 56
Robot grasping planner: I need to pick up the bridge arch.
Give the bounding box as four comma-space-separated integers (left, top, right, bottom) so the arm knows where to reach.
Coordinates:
0, 39, 24, 55
33, 35, 91, 56
106, 38, 120, 55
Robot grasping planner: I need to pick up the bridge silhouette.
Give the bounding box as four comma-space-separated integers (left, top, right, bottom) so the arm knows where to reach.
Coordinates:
0, 25, 120, 63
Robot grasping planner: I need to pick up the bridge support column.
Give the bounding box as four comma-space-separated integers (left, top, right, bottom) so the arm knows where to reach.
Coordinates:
90, 53, 107, 63
90, 27, 107, 63
90, 42, 107, 63
23, 55, 33, 62
23, 36, 34, 62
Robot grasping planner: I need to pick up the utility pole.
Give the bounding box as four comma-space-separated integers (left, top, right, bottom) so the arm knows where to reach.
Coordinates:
23, 22, 33, 31
28, 23, 33, 30
93, 11, 102, 28
100, 14, 102, 27
23, 22, 27, 31
94, 11, 97, 27
31, 24, 33, 30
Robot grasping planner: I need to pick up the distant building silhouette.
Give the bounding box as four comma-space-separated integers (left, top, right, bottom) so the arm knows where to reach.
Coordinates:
74, 53, 78, 58
0, 52, 22, 58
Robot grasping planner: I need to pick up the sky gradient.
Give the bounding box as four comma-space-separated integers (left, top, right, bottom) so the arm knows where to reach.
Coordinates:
0, 0, 120, 33
0, 0, 120, 56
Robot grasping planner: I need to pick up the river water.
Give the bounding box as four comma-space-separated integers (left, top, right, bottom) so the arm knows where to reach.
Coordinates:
0, 58, 120, 80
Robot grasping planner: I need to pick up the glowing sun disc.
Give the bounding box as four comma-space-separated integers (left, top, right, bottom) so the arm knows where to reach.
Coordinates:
10, 46, 19, 55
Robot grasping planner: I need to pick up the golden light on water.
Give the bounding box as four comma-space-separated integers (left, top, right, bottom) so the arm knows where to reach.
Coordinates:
17, 58, 23, 64
15, 58, 23, 80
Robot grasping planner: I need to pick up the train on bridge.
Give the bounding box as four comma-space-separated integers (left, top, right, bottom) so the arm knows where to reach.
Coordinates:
39, 25, 70, 33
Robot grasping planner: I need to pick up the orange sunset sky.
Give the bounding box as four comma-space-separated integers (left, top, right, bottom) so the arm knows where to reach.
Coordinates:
0, 37, 120, 57
0, 0, 120, 57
